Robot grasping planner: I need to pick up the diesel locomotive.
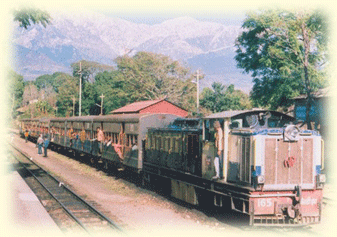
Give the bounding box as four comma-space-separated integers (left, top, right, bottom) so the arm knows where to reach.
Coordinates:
19, 109, 325, 226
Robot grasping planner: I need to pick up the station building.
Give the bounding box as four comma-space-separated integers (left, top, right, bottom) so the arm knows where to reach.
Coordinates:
293, 87, 331, 136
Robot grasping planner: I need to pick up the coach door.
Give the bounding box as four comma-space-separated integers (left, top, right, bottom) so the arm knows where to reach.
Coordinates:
186, 134, 201, 175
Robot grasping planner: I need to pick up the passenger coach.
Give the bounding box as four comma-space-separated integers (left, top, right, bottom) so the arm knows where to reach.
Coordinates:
48, 114, 179, 171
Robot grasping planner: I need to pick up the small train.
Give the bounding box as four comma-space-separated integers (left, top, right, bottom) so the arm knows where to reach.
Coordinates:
19, 109, 325, 226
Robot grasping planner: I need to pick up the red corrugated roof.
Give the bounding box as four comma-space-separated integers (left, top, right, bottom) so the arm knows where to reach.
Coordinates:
111, 99, 164, 114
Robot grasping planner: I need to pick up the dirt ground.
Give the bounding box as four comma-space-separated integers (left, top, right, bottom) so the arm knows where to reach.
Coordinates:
8, 133, 336, 237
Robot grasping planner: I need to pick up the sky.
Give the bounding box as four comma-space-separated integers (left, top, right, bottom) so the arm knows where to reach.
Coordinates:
96, 10, 247, 26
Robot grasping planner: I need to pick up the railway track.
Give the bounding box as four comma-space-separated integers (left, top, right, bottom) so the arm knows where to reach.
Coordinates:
9, 144, 123, 235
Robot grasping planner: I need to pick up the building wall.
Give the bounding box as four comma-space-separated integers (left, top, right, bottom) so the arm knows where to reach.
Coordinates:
294, 98, 327, 131
140, 100, 188, 117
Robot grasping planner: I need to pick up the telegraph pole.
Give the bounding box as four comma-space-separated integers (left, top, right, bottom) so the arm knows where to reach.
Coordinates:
196, 70, 200, 114
192, 70, 201, 114
77, 61, 82, 117
72, 97, 76, 117
99, 93, 104, 115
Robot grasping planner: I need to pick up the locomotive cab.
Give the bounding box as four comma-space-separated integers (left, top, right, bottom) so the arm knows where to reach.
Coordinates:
202, 110, 325, 188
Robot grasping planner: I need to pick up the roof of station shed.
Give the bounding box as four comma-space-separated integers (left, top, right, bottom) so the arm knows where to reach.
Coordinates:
110, 99, 188, 117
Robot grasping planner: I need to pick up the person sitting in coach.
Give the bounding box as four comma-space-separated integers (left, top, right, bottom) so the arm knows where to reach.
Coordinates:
97, 127, 104, 155
80, 128, 86, 150
68, 127, 74, 146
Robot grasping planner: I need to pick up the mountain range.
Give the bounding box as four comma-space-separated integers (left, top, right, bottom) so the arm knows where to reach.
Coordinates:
12, 11, 253, 92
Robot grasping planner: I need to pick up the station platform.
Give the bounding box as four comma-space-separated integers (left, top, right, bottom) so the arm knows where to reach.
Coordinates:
5, 162, 63, 235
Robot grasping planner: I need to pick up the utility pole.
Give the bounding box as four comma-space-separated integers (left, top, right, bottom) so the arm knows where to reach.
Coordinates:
99, 94, 104, 115
77, 61, 82, 117
192, 70, 201, 114
196, 70, 200, 114
72, 97, 76, 117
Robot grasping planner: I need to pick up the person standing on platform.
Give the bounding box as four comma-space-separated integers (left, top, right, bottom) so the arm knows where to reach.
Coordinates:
43, 135, 50, 157
24, 130, 29, 143
37, 134, 44, 155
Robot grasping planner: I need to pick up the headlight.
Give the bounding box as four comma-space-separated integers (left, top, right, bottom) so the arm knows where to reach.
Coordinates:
257, 175, 265, 184
284, 125, 300, 141
317, 174, 326, 183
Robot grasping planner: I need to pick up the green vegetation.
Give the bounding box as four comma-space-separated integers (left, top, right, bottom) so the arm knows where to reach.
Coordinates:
10, 53, 251, 119
235, 9, 328, 128
9, 70, 25, 119
200, 83, 252, 114
13, 7, 51, 29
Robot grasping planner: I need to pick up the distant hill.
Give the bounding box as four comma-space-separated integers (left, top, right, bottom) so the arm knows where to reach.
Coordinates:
12, 11, 253, 93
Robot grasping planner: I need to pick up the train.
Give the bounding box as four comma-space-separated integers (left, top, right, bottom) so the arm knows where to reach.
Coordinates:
19, 109, 325, 226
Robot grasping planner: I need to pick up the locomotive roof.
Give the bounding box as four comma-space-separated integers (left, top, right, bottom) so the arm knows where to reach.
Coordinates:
206, 109, 295, 120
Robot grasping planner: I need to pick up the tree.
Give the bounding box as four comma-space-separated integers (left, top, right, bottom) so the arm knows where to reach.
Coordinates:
55, 74, 79, 117
200, 82, 251, 114
35, 72, 73, 93
22, 83, 39, 118
13, 7, 51, 29
34, 74, 54, 91
235, 9, 328, 128
8, 70, 25, 118
94, 71, 128, 114
115, 52, 197, 112
71, 60, 115, 83
22, 83, 39, 106
38, 86, 57, 114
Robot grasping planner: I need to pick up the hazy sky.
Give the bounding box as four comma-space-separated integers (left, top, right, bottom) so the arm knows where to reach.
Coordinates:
96, 10, 247, 26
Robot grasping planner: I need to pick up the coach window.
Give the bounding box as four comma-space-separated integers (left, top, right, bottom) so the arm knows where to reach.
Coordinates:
87, 131, 91, 140
172, 138, 176, 153
150, 134, 153, 149
175, 138, 179, 153
106, 132, 111, 143
167, 138, 171, 153
162, 137, 166, 151
159, 137, 162, 150
110, 133, 115, 144
203, 120, 215, 142
164, 137, 170, 151
126, 134, 130, 147
154, 135, 157, 149
129, 135, 137, 147
147, 134, 151, 149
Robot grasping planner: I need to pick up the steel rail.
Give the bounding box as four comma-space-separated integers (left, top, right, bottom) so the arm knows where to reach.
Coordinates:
10, 151, 91, 234
9, 143, 123, 233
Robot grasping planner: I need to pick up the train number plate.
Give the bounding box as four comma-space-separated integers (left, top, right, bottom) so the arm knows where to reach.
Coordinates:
254, 198, 275, 215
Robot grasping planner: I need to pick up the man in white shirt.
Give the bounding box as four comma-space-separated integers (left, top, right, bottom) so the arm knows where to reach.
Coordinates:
213, 120, 223, 180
